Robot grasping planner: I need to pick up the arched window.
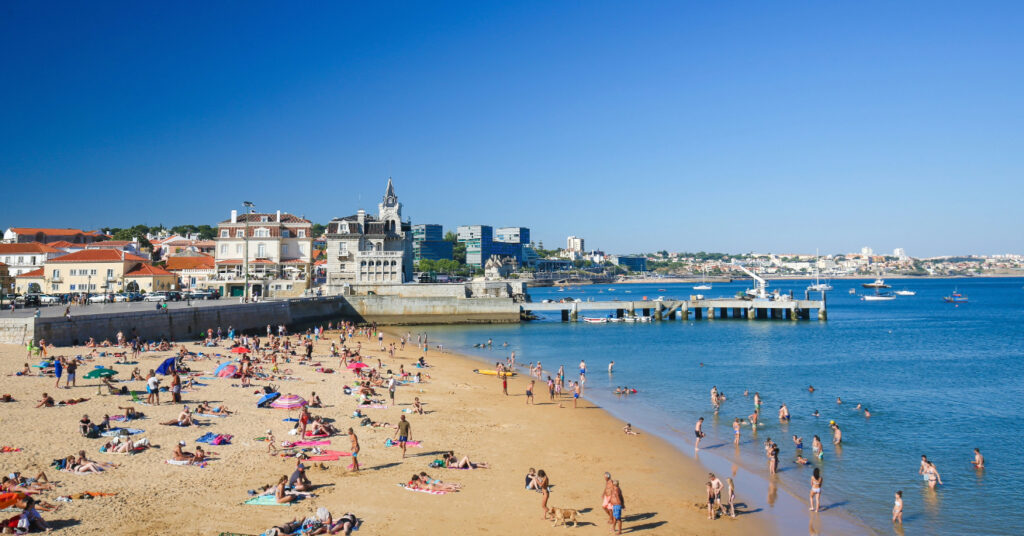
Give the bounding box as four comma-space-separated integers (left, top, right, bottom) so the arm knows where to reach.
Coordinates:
375, 242, 382, 252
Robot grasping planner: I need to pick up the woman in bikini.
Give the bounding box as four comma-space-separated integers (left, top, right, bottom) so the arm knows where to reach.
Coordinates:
444, 451, 488, 469
733, 418, 741, 445
809, 467, 823, 512
275, 475, 296, 503
538, 470, 550, 520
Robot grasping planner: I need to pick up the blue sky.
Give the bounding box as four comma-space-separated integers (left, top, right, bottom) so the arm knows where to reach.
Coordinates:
2, 1, 1022, 256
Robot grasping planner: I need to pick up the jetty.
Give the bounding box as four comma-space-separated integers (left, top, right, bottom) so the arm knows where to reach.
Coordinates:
523, 296, 827, 322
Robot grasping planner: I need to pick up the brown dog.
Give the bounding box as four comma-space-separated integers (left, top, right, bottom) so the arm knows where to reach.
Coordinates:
549, 507, 580, 527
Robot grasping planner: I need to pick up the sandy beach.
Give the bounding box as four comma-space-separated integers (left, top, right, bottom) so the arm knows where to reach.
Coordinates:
0, 327, 770, 535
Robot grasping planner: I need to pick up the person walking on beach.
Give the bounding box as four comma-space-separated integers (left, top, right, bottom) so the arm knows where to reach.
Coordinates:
809, 467, 823, 512
573, 382, 581, 408
538, 470, 550, 520
348, 428, 360, 472
695, 417, 706, 449
526, 380, 535, 405
396, 415, 411, 459
601, 472, 615, 524
892, 490, 903, 524
64, 358, 77, 388
388, 376, 397, 406
609, 479, 624, 534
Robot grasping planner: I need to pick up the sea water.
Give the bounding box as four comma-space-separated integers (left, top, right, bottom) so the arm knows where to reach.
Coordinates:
421, 277, 1024, 535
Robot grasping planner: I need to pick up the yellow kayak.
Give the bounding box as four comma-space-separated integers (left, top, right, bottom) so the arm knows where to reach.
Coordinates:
474, 369, 516, 377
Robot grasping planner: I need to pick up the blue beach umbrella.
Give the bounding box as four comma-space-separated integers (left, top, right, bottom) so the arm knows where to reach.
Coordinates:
155, 357, 178, 376
257, 392, 281, 408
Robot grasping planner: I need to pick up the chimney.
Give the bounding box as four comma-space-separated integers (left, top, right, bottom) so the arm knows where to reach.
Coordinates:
230, 210, 238, 223
277, 210, 281, 222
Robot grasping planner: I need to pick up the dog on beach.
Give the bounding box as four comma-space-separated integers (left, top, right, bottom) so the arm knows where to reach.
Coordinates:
549, 507, 580, 527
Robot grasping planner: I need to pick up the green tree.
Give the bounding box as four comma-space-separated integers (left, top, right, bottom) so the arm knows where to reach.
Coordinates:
311, 223, 327, 237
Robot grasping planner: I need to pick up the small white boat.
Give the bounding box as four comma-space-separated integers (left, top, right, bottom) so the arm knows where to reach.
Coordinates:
622, 317, 638, 323
693, 284, 712, 290
583, 317, 607, 324
863, 295, 896, 301
607, 317, 623, 323
637, 316, 652, 322
848, 288, 856, 295
693, 268, 712, 290
895, 290, 916, 296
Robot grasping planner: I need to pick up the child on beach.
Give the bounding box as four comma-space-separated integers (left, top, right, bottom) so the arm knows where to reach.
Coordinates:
892, 490, 903, 524
726, 477, 736, 518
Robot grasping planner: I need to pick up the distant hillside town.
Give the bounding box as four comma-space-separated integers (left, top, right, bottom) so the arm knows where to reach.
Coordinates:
2, 181, 1021, 301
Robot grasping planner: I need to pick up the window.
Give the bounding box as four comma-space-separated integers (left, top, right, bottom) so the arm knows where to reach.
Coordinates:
281, 244, 288, 256
70, 284, 76, 290
260, 216, 268, 222
220, 244, 227, 254
17, 256, 24, 263
90, 269, 97, 276
281, 230, 290, 238
69, 269, 76, 276
235, 244, 242, 254
90, 284, 96, 290
338, 242, 347, 255
220, 230, 229, 238
254, 228, 270, 238
236, 230, 244, 238
106, 269, 114, 278
53, 269, 61, 279
51, 283, 58, 291
297, 229, 306, 238
257, 243, 266, 257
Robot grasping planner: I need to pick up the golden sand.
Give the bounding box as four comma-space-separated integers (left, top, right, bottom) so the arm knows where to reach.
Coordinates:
0, 329, 769, 535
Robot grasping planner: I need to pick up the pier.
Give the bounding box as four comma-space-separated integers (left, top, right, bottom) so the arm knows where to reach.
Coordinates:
522, 297, 827, 322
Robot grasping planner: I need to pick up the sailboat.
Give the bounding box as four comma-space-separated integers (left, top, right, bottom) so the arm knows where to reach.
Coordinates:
693, 267, 712, 290
806, 251, 832, 291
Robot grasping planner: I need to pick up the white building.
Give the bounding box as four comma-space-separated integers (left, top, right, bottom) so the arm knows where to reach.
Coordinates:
324, 179, 414, 289
566, 236, 585, 253
893, 248, 908, 260
861, 246, 874, 257
0, 243, 63, 276
212, 209, 313, 298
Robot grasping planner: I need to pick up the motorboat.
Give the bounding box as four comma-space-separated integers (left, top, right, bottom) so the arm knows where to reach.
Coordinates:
637, 316, 653, 322
863, 290, 896, 301
862, 279, 891, 289
622, 317, 638, 323
848, 288, 856, 295
943, 290, 968, 303
895, 290, 916, 296
583, 317, 607, 324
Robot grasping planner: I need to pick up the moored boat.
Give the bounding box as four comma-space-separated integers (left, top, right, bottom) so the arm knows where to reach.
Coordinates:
895, 290, 916, 296
583, 317, 608, 324
862, 279, 891, 289
943, 290, 968, 303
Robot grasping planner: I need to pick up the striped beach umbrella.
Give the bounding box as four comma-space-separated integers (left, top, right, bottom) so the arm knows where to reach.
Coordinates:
270, 394, 307, 410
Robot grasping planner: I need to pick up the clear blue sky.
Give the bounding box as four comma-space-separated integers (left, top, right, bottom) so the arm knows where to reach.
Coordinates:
2, 1, 1022, 257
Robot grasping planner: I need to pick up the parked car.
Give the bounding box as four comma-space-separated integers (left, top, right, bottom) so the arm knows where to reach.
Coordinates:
166, 291, 183, 302
40, 294, 61, 305
88, 293, 114, 304
23, 293, 42, 307
188, 289, 217, 300
112, 293, 131, 302
144, 292, 169, 302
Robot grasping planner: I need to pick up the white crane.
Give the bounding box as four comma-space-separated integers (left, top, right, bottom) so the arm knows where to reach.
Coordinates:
733, 263, 768, 299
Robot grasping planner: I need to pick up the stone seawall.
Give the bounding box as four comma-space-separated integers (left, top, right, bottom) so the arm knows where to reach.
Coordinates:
6, 295, 520, 346
341, 296, 519, 324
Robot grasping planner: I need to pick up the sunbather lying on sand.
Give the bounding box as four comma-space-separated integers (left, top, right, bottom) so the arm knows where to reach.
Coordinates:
417, 472, 462, 491
196, 402, 232, 415
160, 406, 194, 426
440, 451, 488, 469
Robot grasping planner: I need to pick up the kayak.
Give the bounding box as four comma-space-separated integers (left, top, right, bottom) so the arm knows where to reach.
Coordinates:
474, 369, 516, 377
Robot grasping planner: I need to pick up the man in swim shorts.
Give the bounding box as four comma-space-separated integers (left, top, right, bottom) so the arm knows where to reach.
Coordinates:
348, 428, 360, 472
396, 415, 411, 459
695, 417, 705, 449
609, 479, 624, 534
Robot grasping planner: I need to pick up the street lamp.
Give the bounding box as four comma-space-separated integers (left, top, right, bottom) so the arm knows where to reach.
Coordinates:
243, 201, 254, 302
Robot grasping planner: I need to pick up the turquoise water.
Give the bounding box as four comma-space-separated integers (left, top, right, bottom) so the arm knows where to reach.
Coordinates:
424, 277, 1024, 535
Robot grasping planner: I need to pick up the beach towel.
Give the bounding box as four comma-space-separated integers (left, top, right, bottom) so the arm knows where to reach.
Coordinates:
282, 440, 330, 448
305, 450, 351, 461
101, 428, 144, 437
165, 459, 207, 468
197, 413, 228, 418
303, 432, 330, 438
397, 483, 447, 495
384, 438, 422, 448
196, 433, 233, 445
0, 447, 21, 453
358, 404, 387, 409
244, 495, 293, 506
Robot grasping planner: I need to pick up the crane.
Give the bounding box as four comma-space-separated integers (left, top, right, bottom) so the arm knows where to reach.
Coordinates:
732, 263, 768, 299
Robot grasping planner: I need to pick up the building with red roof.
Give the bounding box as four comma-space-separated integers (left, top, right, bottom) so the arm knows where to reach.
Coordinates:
3, 227, 104, 245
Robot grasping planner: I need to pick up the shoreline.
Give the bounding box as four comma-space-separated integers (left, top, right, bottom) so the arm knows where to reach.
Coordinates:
424, 330, 872, 536
0, 327, 769, 535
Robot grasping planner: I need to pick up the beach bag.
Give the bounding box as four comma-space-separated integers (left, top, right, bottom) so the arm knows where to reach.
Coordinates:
360, 417, 371, 426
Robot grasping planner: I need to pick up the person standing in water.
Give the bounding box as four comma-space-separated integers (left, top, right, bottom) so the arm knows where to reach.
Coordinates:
971, 448, 985, 469
809, 467, 823, 512
733, 418, 741, 445
778, 403, 790, 422
892, 490, 903, 524
694, 417, 706, 449
608, 361, 614, 374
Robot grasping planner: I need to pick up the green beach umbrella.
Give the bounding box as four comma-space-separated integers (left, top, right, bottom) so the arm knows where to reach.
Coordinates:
84, 368, 118, 379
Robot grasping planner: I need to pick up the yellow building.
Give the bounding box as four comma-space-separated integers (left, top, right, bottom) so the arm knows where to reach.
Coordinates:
15, 249, 176, 295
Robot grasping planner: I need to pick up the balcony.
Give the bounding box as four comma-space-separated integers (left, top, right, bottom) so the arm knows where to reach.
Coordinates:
355, 250, 404, 258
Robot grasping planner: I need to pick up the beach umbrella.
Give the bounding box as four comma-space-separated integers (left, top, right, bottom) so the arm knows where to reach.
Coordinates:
155, 357, 178, 375
257, 392, 281, 408
217, 364, 239, 378
231, 346, 251, 354
270, 394, 307, 410
83, 368, 118, 379
347, 362, 368, 370
213, 361, 238, 376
